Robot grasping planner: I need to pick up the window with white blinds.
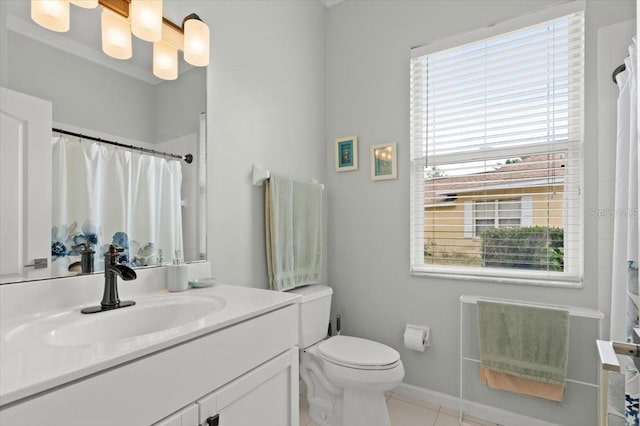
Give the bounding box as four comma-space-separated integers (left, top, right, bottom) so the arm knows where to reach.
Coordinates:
410, 7, 584, 286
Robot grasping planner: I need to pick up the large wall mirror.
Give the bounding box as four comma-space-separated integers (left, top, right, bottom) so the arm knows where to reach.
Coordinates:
1, 1, 207, 284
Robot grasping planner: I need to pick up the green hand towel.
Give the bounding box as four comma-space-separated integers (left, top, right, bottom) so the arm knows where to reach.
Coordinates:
477, 301, 570, 386
265, 175, 323, 291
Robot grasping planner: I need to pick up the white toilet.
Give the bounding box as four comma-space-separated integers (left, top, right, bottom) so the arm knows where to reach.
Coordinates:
288, 285, 404, 426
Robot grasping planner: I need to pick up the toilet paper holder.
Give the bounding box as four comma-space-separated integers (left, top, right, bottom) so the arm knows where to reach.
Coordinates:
404, 324, 431, 350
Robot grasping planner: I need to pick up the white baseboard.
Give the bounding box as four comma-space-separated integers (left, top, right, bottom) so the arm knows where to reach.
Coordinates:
392, 382, 558, 426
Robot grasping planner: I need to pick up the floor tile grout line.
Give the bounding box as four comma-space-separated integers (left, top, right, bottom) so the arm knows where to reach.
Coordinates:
388, 393, 443, 414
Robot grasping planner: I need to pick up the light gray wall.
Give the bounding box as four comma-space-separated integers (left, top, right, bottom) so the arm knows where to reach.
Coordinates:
167, 1, 327, 287
154, 67, 206, 142
7, 28, 205, 145
7, 32, 156, 143
325, 0, 634, 406
0, 1, 7, 88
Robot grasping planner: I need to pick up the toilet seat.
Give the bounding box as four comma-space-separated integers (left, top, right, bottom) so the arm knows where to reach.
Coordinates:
318, 335, 400, 371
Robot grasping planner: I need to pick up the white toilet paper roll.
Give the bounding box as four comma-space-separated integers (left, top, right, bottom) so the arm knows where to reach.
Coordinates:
403, 326, 427, 352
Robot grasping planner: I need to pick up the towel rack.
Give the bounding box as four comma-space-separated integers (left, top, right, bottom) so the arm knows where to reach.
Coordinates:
252, 164, 324, 189
252, 164, 271, 186
460, 294, 604, 319
459, 295, 603, 425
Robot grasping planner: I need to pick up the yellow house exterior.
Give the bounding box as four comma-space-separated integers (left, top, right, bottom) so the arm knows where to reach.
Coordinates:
422, 155, 565, 266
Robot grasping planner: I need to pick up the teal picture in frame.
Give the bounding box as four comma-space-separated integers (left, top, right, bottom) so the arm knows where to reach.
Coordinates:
335, 136, 358, 172
339, 141, 354, 167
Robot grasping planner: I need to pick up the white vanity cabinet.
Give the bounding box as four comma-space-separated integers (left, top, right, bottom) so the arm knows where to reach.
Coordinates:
195, 348, 298, 426
153, 404, 199, 426
153, 348, 299, 426
0, 304, 299, 426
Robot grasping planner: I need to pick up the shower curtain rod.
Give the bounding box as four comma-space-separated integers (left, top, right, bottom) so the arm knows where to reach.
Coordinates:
53, 128, 193, 164
612, 63, 626, 84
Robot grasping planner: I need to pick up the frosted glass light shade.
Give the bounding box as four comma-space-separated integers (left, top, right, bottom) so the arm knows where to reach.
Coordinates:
183, 17, 210, 67
131, 0, 163, 42
101, 9, 132, 60
31, 0, 70, 32
153, 41, 178, 80
69, 0, 98, 8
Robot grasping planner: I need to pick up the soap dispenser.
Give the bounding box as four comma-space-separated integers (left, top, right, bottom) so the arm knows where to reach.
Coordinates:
72, 243, 95, 274
166, 249, 188, 292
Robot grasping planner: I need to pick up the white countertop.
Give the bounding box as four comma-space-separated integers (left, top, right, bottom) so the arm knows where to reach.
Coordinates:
0, 282, 300, 406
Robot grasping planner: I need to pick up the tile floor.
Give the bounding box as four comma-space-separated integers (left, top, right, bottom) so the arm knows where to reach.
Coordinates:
299, 392, 500, 426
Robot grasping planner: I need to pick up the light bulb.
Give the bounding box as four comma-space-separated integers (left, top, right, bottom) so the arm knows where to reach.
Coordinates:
69, 0, 98, 8
101, 9, 132, 60
153, 41, 178, 80
183, 15, 210, 67
31, 0, 70, 32
131, 0, 163, 42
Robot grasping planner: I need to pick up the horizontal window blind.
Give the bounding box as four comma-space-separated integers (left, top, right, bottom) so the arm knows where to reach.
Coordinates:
410, 10, 584, 285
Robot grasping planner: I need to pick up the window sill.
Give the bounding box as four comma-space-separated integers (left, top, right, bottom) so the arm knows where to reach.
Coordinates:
410, 265, 582, 288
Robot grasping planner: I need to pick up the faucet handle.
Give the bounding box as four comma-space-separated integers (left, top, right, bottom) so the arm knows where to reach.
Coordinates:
107, 244, 125, 254
73, 243, 95, 254
105, 245, 125, 264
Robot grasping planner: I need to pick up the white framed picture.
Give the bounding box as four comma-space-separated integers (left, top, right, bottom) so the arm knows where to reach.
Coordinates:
370, 142, 397, 181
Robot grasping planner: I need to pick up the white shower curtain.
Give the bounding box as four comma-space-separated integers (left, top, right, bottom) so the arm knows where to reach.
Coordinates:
51, 136, 184, 275
609, 37, 638, 426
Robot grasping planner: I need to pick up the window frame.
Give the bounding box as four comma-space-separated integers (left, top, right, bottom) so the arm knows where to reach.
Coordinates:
409, 1, 585, 287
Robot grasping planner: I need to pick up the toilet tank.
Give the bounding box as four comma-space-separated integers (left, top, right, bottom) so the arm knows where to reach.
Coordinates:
287, 285, 333, 348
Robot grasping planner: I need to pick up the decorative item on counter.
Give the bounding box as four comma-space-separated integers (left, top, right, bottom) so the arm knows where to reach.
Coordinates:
188, 277, 216, 288
166, 249, 188, 292
157, 249, 164, 266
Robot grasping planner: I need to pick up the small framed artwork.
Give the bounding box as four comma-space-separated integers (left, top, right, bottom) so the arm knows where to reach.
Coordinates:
335, 136, 358, 172
371, 142, 397, 181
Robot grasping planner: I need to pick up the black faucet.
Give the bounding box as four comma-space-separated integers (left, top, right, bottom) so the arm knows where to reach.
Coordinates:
71, 243, 95, 274
81, 244, 137, 314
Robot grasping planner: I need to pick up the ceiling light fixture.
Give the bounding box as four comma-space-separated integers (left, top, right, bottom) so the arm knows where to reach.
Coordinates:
31, 0, 70, 33
182, 13, 210, 67
153, 40, 178, 80
69, 0, 99, 8
130, 0, 162, 42
30, 0, 210, 80
101, 8, 132, 60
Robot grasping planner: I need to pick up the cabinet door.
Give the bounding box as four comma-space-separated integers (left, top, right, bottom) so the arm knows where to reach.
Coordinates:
152, 404, 198, 426
198, 348, 299, 426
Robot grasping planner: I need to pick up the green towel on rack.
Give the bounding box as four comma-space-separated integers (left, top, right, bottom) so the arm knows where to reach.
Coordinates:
477, 301, 570, 386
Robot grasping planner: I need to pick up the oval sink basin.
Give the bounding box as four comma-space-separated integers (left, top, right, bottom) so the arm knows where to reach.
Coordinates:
5, 294, 225, 347
47, 295, 225, 346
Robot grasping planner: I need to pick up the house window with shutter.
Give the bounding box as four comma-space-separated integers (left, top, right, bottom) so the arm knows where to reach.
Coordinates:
410, 4, 584, 286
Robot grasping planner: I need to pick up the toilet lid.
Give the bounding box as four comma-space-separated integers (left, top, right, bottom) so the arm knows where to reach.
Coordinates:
318, 336, 400, 369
